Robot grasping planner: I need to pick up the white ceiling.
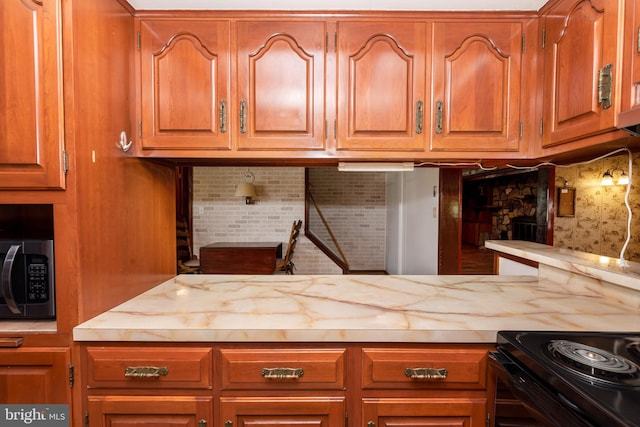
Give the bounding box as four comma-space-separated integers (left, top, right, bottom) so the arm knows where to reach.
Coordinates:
126, 0, 547, 11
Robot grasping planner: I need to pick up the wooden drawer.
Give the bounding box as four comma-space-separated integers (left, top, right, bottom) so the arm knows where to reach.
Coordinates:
85, 346, 212, 389
220, 348, 346, 390
362, 348, 488, 390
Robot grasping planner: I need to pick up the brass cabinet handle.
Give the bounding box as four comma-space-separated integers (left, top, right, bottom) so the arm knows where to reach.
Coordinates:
416, 100, 424, 134
404, 367, 448, 379
435, 100, 443, 134
219, 99, 227, 133
597, 64, 613, 110
240, 99, 247, 133
260, 367, 304, 379
124, 366, 169, 378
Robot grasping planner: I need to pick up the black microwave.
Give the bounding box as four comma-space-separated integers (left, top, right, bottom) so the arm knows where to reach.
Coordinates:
0, 240, 55, 319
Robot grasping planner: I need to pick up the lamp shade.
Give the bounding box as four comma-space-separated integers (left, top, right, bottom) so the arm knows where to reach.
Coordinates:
235, 183, 256, 198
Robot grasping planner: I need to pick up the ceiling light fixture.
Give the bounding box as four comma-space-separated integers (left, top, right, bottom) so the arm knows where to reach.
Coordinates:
337, 162, 415, 172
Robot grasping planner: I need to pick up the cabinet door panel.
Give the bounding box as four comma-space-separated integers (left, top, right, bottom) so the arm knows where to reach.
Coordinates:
0, 0, 65, 189
363, 398, 486, 427
88, 396, 212, 427
0, 347, 70, 404
431, 21, 522, 152
619, 0, 640, 127
542, 0, 620, 147
236, 21, 326, 150
337, 21, 428, 151
221, 396, 344, 427
139, 20, 230, 150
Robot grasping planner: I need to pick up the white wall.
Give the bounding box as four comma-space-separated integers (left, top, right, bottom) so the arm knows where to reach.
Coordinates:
386, 169, 440, 274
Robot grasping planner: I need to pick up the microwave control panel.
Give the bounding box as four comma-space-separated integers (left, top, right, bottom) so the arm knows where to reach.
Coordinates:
26, 255, 50, 303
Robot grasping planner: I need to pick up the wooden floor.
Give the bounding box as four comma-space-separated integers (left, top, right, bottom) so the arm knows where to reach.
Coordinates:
461, 243, 496, 275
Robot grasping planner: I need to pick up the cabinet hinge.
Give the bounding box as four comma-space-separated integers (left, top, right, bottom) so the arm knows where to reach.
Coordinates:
334, 120, 337, 139
519, 121, 523, 138
486, 413, 490, 427
84, 411, 89, 427
138, 120, 143, 138
137, 31, 141, 51
68, 363, 74, 387
541, 27, 546, 49
62, 150, 69, 175
539, 118, 544, 137
521, 33, 525, 53
334, 32, 337, 53
344, 411, 348, 427
326, 32, 329, 53
324, 120, 328, 140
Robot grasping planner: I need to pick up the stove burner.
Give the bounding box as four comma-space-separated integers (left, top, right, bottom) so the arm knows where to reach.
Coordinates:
546, 340, 640, 386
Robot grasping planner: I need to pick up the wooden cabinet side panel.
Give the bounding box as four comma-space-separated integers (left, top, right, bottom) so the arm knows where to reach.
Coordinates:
619, 0, 640, 126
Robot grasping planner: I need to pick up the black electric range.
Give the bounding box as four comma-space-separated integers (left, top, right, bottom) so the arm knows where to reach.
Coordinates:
490, 331, 640, 427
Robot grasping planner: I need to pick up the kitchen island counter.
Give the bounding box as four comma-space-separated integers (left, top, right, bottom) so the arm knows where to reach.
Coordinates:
73, 268, 640, 343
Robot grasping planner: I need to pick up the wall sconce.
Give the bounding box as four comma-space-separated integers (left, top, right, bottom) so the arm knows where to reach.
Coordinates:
601, 168, 629, 186
235, 169, 257, 204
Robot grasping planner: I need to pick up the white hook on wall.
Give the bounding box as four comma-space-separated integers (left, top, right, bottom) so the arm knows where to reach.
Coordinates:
118, 130, 133, 152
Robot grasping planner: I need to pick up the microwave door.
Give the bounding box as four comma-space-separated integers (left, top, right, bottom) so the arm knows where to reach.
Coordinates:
1, 243, 26, 316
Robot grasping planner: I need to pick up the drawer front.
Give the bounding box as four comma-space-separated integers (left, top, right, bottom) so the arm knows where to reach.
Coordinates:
86, 346, 212, 389
220, 348, 346, 390
362, 348, 488, 390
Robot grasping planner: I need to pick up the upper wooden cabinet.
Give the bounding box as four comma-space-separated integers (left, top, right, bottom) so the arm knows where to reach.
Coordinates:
138, 19, 231, 151
0, 0, 65, 189
431, 21, 524, 153
619, 0, 640, 129
236, 21, 327, 151
336, 21, 428, 152
540, 0, 621, 147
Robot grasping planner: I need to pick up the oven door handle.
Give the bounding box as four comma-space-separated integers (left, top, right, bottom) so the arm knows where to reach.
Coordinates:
1, 244, 23, 315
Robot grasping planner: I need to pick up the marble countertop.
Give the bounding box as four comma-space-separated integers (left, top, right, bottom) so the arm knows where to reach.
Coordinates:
73, 270, 640, 343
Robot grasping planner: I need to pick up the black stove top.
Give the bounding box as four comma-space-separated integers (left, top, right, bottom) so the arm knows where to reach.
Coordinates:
497, 331, 640, 427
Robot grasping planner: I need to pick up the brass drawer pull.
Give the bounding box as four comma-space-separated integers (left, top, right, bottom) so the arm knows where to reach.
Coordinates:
404, 367, 448, 379
124, 366, 169, 378
261, 367, 304, 380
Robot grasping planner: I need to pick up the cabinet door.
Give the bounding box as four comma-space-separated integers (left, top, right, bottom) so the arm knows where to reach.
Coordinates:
0, 347, 70, 403
431, 21, 522, 152
363, 397, 487, 427
236, 21, 326, 151
87, 396, 213, 427
541, 0, 620, 147
336, 21, 428, 151
220, 396, 345, 427
619, 0, 640, 128
0, 0, 65, 189
139, 20, 231, 150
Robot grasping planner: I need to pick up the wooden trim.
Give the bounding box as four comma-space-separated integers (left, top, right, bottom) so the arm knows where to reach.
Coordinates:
496, 252, 539, 269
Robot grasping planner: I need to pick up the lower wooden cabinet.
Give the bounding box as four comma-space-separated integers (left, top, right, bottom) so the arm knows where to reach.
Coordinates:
220, 396, 345, 427
79, 343, 492, 427
87, 395, 213, 427
0, 346, 70, 404
363, 397, 487, 427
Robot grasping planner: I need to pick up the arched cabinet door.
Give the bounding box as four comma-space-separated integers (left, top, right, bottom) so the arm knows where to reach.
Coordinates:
336, 21, 428, 151
235, 21, 327, 151
138, 19, 231, 151
0, 0, 65, 189
541, 0, 620, 147
431, 21, 523, 153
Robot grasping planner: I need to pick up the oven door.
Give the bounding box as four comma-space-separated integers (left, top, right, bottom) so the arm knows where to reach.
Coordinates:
489, 350, 595, 427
